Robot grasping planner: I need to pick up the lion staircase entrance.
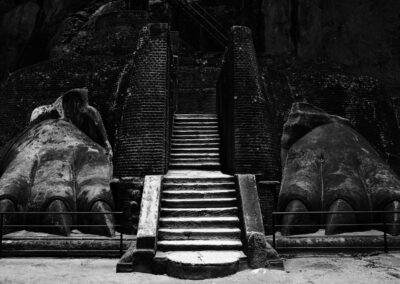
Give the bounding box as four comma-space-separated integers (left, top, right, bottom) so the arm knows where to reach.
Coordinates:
152, 114, 246, 278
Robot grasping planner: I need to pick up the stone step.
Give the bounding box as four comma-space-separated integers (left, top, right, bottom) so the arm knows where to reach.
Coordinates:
173, 130, 219, 135
174, 121, 218, 126
157, 239, 242, 251
163, 182, 235, 190
161, 198, 237, 208
152, 251, 247, 279
163, 189, 236, 199
171, 141, 221, 148
170, 153, 219, 158
175, 114, 217, 119
172, 143, 220, 148
169, 163, 221, 170
170, 158, 220, 164
158, 228, 241, 240
160, 207, 239, 218
163, 177, 234, 183
172, 138, 220, 143
171, 148, 219, 153
172, 134, 219, 139
159, 216, 240, 228
174, 125, 218, 130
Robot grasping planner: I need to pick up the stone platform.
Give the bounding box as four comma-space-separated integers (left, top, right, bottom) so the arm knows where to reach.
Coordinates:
152, 250, 247, 280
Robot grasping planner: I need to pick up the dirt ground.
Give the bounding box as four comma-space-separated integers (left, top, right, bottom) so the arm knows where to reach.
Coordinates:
0, 253, 400, 284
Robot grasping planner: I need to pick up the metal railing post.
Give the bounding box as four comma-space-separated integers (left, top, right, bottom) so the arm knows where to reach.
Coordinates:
272, 213, 276, 249
383, 219, 388, 253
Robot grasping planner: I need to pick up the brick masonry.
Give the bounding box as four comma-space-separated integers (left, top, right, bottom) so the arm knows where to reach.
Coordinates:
113, 23, 173, 178
217, 26, 280, 179
217, 26, 281, 230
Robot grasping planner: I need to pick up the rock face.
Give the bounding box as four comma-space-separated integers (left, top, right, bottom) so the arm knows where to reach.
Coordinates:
0, 89, 116, 237
0, 0, 117, 79
0, 1, 40, 78
260, 0, 400, 92
278, 103, 400, 236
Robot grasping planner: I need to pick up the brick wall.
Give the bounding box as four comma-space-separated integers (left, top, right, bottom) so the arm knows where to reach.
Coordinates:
217, 26, 280, 180
113, 23, 172, 178
257, 181, 280, 234
217, 26, 280, 231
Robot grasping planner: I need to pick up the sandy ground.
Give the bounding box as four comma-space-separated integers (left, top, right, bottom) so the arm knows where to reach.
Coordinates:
1, 253, 400, 284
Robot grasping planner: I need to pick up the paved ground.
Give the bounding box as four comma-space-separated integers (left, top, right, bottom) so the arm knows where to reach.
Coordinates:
1, 253, 400, 283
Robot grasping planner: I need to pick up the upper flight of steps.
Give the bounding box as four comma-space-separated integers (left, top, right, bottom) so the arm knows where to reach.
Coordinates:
170, 114, 221, 170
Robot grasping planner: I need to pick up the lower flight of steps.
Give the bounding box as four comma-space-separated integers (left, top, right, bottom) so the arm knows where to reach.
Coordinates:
170, 114, 221, 170
157, 174, 243, 251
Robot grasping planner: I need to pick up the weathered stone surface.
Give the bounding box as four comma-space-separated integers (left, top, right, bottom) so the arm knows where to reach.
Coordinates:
261, 0, 292, 55
281, 102, 350, 167
236, 174, 265, 236
0, 89, 116, 237
279, 103, 400, 236
247, 232, 268, 268
247, 231, 282, 269
136, 175, 162, 251
30, 88, 113, 157
262, 61, 400, 175
0, 1, 40, 77
152, 250, 247, 280
260, 0, 400, 90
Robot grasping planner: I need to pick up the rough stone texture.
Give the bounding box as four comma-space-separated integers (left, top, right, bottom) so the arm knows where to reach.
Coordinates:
0, 9, 154, 234
0, 8, 149, 150
236, 174, 265, 236
111, 178, 143, 234
247, 231, 282, 269
136, 175, 162, 251
260, 0, 400, 94
261, 59, 400, 176
0, 118, 115, 237
0, 1, 40, 78
261, 0, 292, 55
2, 231, 134, 258
278, 103, 400, 236
30, 88, 113, 157
152, 250, 247, 280
217, 26, 280, 179
0, 0, 105, 78
247, 232, 268, 268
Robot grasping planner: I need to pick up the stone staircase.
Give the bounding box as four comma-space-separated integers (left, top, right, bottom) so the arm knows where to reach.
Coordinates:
169, 114, 221, 170
154, 171, 246, 279
152, 113, 246, 279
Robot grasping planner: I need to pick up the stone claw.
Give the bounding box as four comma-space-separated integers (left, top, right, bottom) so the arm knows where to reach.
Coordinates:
42, 200, 73, 236
325, 199, 356, 235
0, 199, 18, 235
281, 200, 317, 236
384, 200, 400, 236
81, 201, 115, 237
